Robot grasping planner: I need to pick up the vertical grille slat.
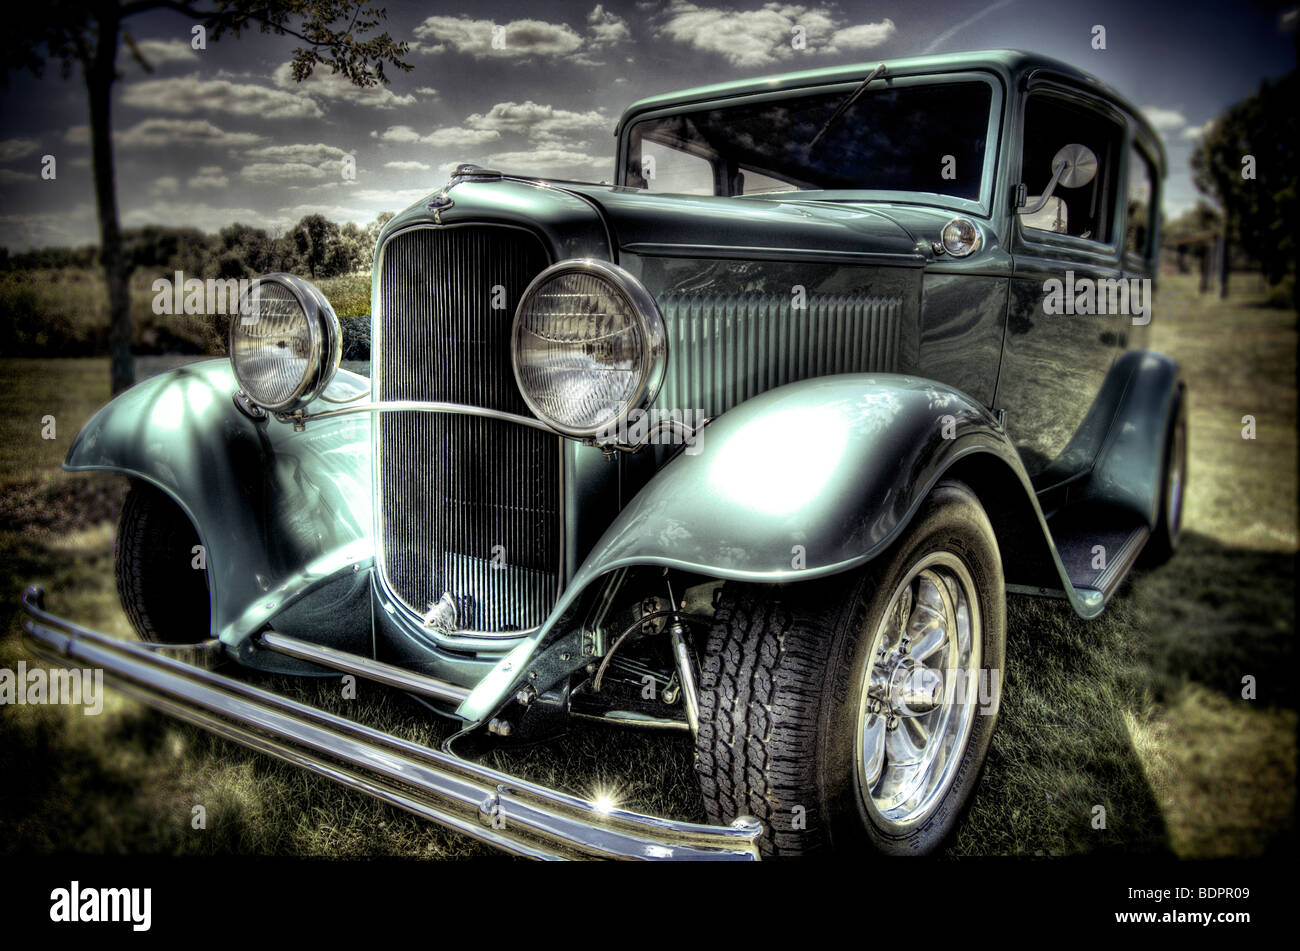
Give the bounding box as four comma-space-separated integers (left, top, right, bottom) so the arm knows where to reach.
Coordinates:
377, 226, 557, 632
654, 291, 903, 418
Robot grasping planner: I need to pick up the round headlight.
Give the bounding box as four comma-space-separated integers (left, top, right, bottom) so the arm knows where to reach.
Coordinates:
511, 260, 667, 439
230, 274, 341, 413
940, 217, 982, 257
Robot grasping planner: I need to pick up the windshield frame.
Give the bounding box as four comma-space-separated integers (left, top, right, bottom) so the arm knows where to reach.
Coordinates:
617, 69, 1006, 219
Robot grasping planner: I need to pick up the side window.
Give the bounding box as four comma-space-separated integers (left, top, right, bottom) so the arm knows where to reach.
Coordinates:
1125, 146, 1155, 259
1020, 95, 1124, 244
630, 139, 714, 195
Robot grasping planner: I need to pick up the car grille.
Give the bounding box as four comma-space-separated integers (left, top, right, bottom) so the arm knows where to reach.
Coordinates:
652, 291, 904, 417
375, 225, 559, 632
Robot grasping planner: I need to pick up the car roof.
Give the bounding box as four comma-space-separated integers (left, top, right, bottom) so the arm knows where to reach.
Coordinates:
615, 49, 1165, 174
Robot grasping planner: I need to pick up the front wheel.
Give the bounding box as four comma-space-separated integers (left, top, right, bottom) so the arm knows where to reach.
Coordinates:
694, 480, 1006, 856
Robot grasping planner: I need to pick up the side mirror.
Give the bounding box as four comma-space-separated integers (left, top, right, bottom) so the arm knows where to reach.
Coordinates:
1017, 144, 1098, 215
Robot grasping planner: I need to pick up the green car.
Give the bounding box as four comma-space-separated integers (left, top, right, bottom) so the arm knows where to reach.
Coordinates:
24, 49, 1185, 859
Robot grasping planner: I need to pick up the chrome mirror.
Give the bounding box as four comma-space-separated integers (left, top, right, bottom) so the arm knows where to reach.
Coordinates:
1017, 143, 1099, 215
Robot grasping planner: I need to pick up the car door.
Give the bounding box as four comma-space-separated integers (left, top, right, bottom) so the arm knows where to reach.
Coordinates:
994, 85, 1128, 487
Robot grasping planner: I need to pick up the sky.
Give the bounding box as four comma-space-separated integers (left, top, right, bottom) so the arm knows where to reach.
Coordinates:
0, 0, 1295, 250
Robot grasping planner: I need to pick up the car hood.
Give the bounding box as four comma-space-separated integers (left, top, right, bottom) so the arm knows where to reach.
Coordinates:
378, 176, 931, 265
561, 183, 927, 262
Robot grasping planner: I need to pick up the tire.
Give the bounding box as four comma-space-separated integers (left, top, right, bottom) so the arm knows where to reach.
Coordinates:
1142, 386, 1187, 565
695, 480, 1006, 856
115, 481, 211, 644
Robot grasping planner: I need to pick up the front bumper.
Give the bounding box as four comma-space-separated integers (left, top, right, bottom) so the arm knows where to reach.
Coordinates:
19, 585, 761, 860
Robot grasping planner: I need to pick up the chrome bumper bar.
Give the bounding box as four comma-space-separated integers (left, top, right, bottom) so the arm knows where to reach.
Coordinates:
19, 586, 761, 861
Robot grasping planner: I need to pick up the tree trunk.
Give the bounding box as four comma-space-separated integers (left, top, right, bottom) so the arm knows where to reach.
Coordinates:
1217, 228, 1230, 299
86, 10, 132, 395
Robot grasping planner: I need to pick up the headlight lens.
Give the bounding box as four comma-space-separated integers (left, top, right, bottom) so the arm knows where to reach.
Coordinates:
230, 274, 341, 412
512, 260, 666, 438
940, 217, 982, 257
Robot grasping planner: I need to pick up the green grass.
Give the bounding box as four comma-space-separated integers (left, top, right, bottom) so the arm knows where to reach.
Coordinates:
0, 271, 1293, 858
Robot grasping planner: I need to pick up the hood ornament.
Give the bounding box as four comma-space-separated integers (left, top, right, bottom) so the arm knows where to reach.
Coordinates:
427, 189, 454, 224
422, 592, 460, 634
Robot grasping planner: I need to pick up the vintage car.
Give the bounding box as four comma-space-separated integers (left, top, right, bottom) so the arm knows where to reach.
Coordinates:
23, 49, 1184, 860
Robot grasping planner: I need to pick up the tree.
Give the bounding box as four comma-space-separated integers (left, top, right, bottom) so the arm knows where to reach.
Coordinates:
1190, 69, 1299, 307
6, 2, 410, 394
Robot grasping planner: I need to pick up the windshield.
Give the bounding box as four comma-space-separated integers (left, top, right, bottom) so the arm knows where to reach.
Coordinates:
624, 79, 994, 202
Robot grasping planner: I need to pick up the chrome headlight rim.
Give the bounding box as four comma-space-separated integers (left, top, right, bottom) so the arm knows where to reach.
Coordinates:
939, 217, 983, 258
511, 258, 667, 440
230, 272, 342, 414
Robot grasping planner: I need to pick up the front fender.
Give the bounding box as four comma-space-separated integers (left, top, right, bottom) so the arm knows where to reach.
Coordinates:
64, 359, 374, 655
565, 374, 1022, 589
459, 373, 1090, 723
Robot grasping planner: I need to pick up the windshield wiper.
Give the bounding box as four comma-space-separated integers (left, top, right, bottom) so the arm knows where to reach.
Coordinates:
807, 63, 888, 151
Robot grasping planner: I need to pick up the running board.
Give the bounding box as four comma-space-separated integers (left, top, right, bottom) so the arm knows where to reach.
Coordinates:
20, 586, 761, 861
259, 631, 471, 706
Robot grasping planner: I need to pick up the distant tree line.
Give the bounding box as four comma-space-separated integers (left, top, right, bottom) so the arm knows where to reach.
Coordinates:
0, 211, 396, 281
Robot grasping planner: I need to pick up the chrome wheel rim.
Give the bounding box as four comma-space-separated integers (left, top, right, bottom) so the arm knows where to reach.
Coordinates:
855, 551, 981, 834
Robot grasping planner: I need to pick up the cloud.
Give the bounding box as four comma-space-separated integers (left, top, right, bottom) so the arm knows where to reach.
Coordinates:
385, 160, 432, 170
1181, 121, 1214, 141
371, 124, 502, 146
245, 143, 351, 165
415, 87, 440, 97
122, 200, 266, 233
0, 168, 36, 184
67, 119, 264, 148
413, 10, 631, 62
131, 39, 198, 66
188, 166, 230, 188
486, 148, 611, 177
921, 0, 1013, 54
1142, 106, 1188, 132
655, 2, 895, 68
271, 62, 417, 109
414, 15, 583, 57
463, 101, 609, 141
830, 19, 896, 50
154, 176, 180, 194
123, 74, 323, 119
588, 5, 632, 46
240, 162, 331, 185
0, 138, 40, 163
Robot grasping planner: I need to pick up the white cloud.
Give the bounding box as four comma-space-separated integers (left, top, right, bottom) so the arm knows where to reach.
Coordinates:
486, 148, 610, 177
121, 200, 265, 233
588, 5, 632, 46
415, 87, 440, 97
245, 143, 350, 165
154, 176, 180, 194
188, 166, 229, 188
385, 160, 432, 170
241, 162, 332, 184
1142, 106, 1188, 132
656, 2, 894, 68
123, 75, 323, 119
67, 119, 264, 149
830, 19, 896, 50
464, 101, 609, 141
131, 39, 198, 66
413, 15, 584, 58
1181, 121, 1214, 141
0, 168, 36, 184
271, 62, 416, 109
371, 124, 502, 146
0, 138, 41, 163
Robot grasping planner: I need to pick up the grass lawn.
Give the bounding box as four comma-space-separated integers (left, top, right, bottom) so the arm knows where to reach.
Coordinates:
0, 272, 1293, 858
